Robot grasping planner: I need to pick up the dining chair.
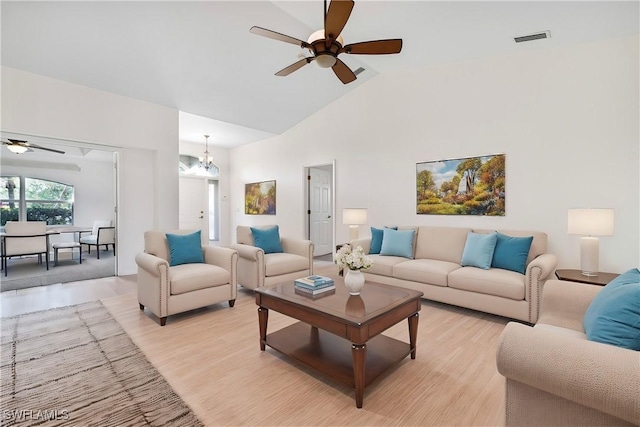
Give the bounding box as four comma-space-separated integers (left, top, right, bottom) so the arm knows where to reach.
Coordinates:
1, 221, 50, 276
79, 220, 115, 259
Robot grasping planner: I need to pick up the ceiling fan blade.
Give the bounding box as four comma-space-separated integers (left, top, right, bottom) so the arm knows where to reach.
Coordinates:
28, 143, 65, 154
340, 39, 403, 55
275, 57, 315, 76
250, 26, 309, 48
325, 0, 354, 42
332, 58, 357, 84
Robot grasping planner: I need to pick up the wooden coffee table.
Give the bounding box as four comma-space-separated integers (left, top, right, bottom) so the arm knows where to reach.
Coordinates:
255, 277, 423, 408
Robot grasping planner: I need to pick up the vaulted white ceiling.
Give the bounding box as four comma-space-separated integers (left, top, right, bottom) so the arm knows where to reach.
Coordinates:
2, 1, 638, 149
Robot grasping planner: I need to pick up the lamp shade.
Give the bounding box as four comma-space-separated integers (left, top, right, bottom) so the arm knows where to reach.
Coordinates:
568, 208, 614, 236
343, 208, 368, 225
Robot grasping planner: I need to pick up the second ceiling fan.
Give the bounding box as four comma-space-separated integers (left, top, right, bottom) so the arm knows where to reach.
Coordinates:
250, 0, 402, 84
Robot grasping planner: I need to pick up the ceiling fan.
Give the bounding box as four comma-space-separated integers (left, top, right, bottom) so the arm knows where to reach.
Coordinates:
250, 0, 402, 84
2, 139, 65, 155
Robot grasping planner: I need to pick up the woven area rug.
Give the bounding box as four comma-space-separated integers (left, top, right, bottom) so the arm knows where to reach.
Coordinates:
0, 301, 203, 426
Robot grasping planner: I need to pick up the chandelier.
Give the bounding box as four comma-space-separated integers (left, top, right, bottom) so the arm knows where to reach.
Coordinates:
199, 134, 213, 171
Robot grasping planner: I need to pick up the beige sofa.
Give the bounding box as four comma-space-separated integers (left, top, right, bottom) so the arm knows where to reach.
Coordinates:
351, 226, 557, 323
496, 280, 640, 426
231, 225, 314, 290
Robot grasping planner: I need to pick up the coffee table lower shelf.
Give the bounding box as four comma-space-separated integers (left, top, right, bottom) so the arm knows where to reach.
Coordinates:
264, 321, 411, 391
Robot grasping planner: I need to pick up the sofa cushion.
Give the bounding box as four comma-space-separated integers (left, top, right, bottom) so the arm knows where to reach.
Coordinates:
474, 229, 547, 267
264, 252, 309, 277
251, 226, 284, 254
393, 259, 462, 287
366, 254, 408, 277
380, 228, 415, 259
414, 226, 470, 264
170, 263, 230, 295
166, 231, 204, 266
583, 268, 640, 350
460, 232, 498, 270
448, 267, 525, 300
370, 226, 398, 254
491, 233, 533, 274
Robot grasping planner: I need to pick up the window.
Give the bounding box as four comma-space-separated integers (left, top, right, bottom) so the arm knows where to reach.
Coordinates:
1, 176, 74, 226
0, 176, 20, 225
208, 180, 219, 241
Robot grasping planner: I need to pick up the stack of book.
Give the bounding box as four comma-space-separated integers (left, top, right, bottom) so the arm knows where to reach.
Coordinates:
294, 275, 335, 298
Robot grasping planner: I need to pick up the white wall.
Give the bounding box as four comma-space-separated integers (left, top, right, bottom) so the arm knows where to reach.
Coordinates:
178, 140, 232, 246
1, 67, 179, 274
230, 36, 640, 273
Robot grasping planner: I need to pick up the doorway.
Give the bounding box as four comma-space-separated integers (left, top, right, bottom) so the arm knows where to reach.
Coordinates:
178, 175, 219, 245
305, 163, 335, 257
0, 131, 119, 291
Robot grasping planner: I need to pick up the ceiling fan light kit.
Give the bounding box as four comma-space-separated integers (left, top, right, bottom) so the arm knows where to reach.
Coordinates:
6, 144, 29, 154
250, 0, 402, 84
2, 138, 65, 155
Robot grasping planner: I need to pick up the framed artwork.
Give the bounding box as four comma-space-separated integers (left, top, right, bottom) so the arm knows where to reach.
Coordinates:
245, 180, 276, 215
416, 154, 505, 216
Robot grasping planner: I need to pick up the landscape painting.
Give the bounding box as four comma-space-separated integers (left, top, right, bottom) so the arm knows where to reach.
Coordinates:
416, 154, 505, 216
245, 180, 276, 215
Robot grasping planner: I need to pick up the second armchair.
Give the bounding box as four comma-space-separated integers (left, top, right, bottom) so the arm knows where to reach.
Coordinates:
231, 225, 313, 290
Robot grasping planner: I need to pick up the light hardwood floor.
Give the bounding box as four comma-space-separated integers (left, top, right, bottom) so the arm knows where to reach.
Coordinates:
0, 266, 508, 426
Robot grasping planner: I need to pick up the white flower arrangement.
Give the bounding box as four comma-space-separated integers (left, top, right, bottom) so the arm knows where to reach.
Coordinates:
335, 244, 373, 272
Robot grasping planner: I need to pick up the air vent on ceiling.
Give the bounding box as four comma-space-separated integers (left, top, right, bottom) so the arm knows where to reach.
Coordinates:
514, 30, 550, 43
354, 67, 365, 76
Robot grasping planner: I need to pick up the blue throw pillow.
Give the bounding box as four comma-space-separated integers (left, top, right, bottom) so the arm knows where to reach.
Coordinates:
370, 226, 398, 255
583, 268, 640, 350
250, 226, 283, 254
491, 233, 534, 274
166, 231, 204, 267
380, 228, 415, 259
460, 232, 498, 270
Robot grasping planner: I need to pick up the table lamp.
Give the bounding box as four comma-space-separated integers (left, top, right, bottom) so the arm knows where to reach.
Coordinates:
343, 208, 368, 241
568, 208, 614, 276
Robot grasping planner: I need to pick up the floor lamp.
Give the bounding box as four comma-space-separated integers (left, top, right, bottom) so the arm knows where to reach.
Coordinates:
568, 208, 614, 276
343, 208, 368, 242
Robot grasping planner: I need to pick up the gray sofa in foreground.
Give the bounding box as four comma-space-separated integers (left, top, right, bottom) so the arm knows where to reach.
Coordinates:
351, 226, 557, 323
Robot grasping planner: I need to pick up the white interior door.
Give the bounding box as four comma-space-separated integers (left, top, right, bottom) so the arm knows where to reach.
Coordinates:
309, 167, 333, 256
179, 176, 208, 244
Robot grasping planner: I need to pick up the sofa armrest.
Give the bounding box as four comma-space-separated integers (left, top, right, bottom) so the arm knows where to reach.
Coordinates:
135, 251, 168, 276
496, 322, 640, 425
230, 243, 265, 289
526, 253, 557, 281
525, 253, 557, 323
537, 280, 602, 331
349, 238, 371, 254
204, 246, 238, 272
230, 243, 264, 261
135, 252, 170, 317
281, 237, 313, 260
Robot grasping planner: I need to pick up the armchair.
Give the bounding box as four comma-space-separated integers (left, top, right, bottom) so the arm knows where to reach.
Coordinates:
135, 230, 238, 326
79, 220, 115, 259
1, 221, 50, 276
496, 279, 640, 426
230, 225, 314, 290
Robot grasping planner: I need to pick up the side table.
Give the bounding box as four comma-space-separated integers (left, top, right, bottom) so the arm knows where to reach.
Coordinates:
555, 269, 618, 286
